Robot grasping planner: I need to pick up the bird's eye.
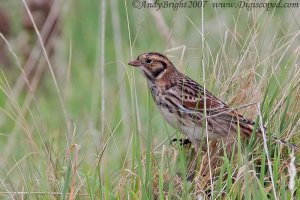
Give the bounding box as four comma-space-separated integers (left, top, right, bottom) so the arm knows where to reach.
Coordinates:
146, 59, 152, 64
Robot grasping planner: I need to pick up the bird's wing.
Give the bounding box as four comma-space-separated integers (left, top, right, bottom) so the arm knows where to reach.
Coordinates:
166, 75, 260, 137
168, 75, 229, 113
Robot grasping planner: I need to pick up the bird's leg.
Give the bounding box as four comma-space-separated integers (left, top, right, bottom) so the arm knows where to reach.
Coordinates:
170, 137, 198, 181
169, 137, 192, 149
193, 140, 200, 153
187, 139, 201, 181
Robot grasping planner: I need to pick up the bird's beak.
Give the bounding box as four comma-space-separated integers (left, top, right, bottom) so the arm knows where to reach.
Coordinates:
128, 59, 142, 67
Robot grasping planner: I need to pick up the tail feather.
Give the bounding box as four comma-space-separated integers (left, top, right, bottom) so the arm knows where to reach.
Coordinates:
224, 112, 298, 151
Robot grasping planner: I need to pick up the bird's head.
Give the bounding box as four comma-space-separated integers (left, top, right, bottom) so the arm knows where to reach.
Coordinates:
128, 52, 175, 82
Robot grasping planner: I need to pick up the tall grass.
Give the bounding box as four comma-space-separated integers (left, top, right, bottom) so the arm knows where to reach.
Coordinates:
0, 1, 299, 199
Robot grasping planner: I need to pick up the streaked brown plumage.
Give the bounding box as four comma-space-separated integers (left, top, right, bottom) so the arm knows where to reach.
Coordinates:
128, 52, 261, 150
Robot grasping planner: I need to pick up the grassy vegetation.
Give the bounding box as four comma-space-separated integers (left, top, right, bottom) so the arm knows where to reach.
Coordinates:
0, 0, 299, 199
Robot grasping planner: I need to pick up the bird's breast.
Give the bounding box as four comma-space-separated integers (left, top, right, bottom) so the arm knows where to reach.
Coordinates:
149, 84, 163, 102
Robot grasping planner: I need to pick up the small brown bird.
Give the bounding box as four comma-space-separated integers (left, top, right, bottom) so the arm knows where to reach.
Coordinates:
128, 52, 261, 150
